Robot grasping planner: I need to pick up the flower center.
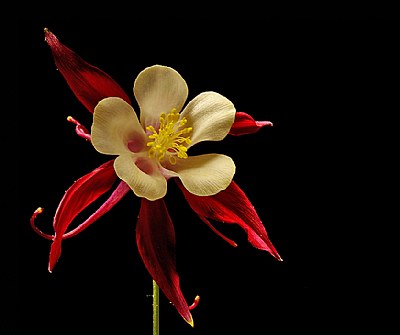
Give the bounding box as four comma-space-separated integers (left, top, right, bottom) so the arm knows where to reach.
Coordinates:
146, 108, 192, 165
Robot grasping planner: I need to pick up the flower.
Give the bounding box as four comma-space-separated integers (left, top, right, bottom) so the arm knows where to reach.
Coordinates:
92, 64, 237, 201
31, 28, 282, 327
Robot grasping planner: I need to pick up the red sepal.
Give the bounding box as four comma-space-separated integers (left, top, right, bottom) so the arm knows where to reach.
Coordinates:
136, 198, 194, 326
44, 28, 131, 113
48, 160, 118, 272
177, 180, 282, 261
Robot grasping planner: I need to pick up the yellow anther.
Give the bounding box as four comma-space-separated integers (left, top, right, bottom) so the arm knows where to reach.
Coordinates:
146, 108, 192, 164
146, 125, 156, 133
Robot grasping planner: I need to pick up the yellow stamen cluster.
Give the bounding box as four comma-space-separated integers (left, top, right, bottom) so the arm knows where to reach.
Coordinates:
146, 108, 192, 165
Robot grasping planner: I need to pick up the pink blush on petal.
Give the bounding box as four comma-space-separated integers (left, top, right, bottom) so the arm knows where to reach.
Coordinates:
135, 157, 156, 175
127, 134, 146, 153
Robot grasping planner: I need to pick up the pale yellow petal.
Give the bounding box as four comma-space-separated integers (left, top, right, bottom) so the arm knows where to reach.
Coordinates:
172, 154, 235, 196
114, 154, 167, 201
180, 91, 236, 147
92, 97, 146, 155
134, 65, 188, 127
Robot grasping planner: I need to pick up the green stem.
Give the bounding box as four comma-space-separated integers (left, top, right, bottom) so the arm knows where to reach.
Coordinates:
153, 280, 160, 335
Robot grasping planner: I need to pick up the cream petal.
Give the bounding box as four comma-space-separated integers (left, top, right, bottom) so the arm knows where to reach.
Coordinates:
114, 154, 167, 201
134, 65, 189, 128
92, 97, 147, 155
180, 91, 236, 147
172, 154, 235, 196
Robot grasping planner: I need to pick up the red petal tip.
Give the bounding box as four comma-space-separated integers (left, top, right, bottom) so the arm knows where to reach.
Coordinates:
35, 207, 44, 214
256, 120, 273, 127
30, 207, 54, 240
44, 28, 54, 42
189, 295, 200, 310
48, 260, 56, 273
66, 115, 91, 140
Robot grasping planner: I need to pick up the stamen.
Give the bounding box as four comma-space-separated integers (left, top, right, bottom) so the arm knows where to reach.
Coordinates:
189, 295, 200, 310
146, 108, 192, 164
67, 115, 91, 141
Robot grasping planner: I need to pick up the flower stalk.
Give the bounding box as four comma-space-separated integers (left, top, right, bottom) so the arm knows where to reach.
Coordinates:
153, 280, 160, 335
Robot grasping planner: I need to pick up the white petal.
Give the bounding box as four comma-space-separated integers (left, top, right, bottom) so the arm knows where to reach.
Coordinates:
180, 91, 236, 147
92, 97, 146, 155
172, 154, 235, 196
134, 65, 188, 128
114, 154, 167, 201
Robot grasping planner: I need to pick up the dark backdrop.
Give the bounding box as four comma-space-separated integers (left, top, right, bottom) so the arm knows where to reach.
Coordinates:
14, 18, 395, 334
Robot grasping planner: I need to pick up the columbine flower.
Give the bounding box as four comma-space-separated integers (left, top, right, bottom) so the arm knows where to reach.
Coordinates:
31, 28, 282, 327
92, 64, 237, 201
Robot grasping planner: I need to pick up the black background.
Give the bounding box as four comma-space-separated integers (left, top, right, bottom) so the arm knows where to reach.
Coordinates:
13, 17, 396, 334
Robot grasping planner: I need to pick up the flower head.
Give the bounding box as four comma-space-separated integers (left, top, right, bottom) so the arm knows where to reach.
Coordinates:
91, 65, 236, 201
31, 28, 281, 327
